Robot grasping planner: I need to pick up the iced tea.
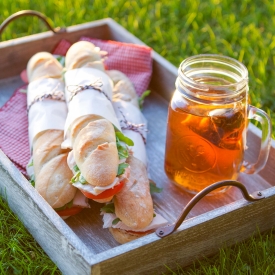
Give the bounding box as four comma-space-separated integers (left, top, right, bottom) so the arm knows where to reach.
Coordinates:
164, 97, 246, 194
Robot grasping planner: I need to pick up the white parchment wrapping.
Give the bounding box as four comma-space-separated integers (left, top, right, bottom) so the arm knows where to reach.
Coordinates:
27, 78, 67, 148
113, 101, 147, 166
103, 212, 168, 232
63, 68, 121, 148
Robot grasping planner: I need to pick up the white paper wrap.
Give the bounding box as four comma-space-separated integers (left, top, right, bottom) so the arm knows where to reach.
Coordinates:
102, 212, 168, 232
113, 101, 147, 166
63, 68, 121, 148
27, 78, 67, 148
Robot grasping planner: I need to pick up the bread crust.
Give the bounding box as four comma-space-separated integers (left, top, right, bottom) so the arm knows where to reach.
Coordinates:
69, 114, 103, 145
65, 42, 121, 191
33, 130, 68, 175
32, 130, 75, 208
93, 196, 114, 203
65, 41, 102, 70
28, 52, 77, 210
73, 119, 119, 186
35, 153, 76, 208
106, 70, 130, 85
27, 52, 63, 82
107, 70, 139, 108
109, 227, 150, 244
114, 156, 154, 230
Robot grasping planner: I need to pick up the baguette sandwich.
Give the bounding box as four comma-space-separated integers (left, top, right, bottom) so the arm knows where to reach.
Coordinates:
63, 41, 133, 203
101, 70, 168, 243
107, 70, 139, 108
27, 52, 89, 219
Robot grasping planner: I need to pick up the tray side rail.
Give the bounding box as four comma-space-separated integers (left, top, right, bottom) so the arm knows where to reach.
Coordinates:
105, 19, 178, 101
90, 187, 275, 275
0, 150, 95, 275
0, 18, 177, 102
0, 18, 112, 80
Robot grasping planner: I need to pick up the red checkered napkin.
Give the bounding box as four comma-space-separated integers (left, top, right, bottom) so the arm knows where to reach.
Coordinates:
0, 88, 29, 176
53, 38, 153, 96
0, 38, 153, 177
80, 37, 152, 96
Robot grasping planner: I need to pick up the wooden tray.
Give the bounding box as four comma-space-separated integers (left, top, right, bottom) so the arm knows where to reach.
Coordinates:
1, 15, 275, 275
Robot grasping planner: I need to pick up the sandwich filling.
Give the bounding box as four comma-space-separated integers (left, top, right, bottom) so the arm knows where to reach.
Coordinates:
67, 151, 130, 195
26, 157, 89, 215
67, 129, 133, 197
101, 209, 168, 233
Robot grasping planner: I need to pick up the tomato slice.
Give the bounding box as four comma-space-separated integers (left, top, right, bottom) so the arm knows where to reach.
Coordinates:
56, 206, 83, 217
81, 181, 124, 200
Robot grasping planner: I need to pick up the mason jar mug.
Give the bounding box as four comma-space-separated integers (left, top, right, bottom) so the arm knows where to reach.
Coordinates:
164, 54, 272, 194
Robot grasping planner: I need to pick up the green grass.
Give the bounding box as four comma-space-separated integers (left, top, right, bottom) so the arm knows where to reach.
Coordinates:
1, 0, 275, 274
164, 229, 275, 275
1, 191, 275, 275
0, 196, 61, 275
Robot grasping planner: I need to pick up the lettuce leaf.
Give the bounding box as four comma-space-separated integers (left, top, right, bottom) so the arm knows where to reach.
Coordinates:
54, 199, 73, 211
149, 181, 163, 194
115, 131, 134, 146
117, 163, 129, 176
138, 90, 151, 109
112, 217, 121, 225
29, 174, 35, 187
100, 203, 115, 214
27, 160, 34, 167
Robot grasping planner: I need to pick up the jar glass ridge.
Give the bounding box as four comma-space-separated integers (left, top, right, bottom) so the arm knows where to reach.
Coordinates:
177, 54, 249, 104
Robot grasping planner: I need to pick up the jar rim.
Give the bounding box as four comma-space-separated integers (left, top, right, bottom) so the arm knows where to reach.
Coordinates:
178, 54, 248, 93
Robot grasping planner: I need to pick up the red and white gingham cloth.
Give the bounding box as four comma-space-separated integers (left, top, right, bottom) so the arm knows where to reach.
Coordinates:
0, 38, 152, 177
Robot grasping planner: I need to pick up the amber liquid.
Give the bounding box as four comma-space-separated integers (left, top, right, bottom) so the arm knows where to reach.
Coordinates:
164, 100, 246, 194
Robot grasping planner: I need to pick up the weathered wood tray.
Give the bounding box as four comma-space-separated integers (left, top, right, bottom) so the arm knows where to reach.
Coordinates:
0, 15, 275, 275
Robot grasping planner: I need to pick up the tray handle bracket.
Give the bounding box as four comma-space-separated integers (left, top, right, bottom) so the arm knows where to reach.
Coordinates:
155, 180, 265, 238
0, 10, 66, 40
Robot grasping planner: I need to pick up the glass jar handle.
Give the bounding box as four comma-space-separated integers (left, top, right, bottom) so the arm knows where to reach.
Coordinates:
242, 105, 272, 174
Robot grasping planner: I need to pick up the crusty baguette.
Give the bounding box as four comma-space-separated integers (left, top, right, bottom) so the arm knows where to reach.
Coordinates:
105, 70, 155, 242
32, 130, 76, 209
32, 129, 67, 175
65, 41, 105, 71
109, 227, 151, 244
69, 114, 102, 145
36, 153, 74, 208
113, 156, 154, 229
93, 196, 114, 204
106, 70, 130, 84
27, 52, 63, 83
73, 119, 119, 187
33, 136, 76, 209
64, 41, 121, 197
27, 52, 76, 209
107, 70, 139, 108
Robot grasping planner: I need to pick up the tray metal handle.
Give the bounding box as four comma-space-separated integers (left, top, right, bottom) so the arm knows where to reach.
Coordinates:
0, 10, 66, 39
155, 180, 265, 238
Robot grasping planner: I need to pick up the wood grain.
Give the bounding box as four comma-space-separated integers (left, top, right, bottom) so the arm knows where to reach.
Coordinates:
0, 19, 112, 80
90, 188, 275, 275
0, 150, 93, 275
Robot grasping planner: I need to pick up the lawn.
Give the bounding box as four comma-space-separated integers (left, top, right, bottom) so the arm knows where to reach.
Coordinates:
1, 0, 275, 274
